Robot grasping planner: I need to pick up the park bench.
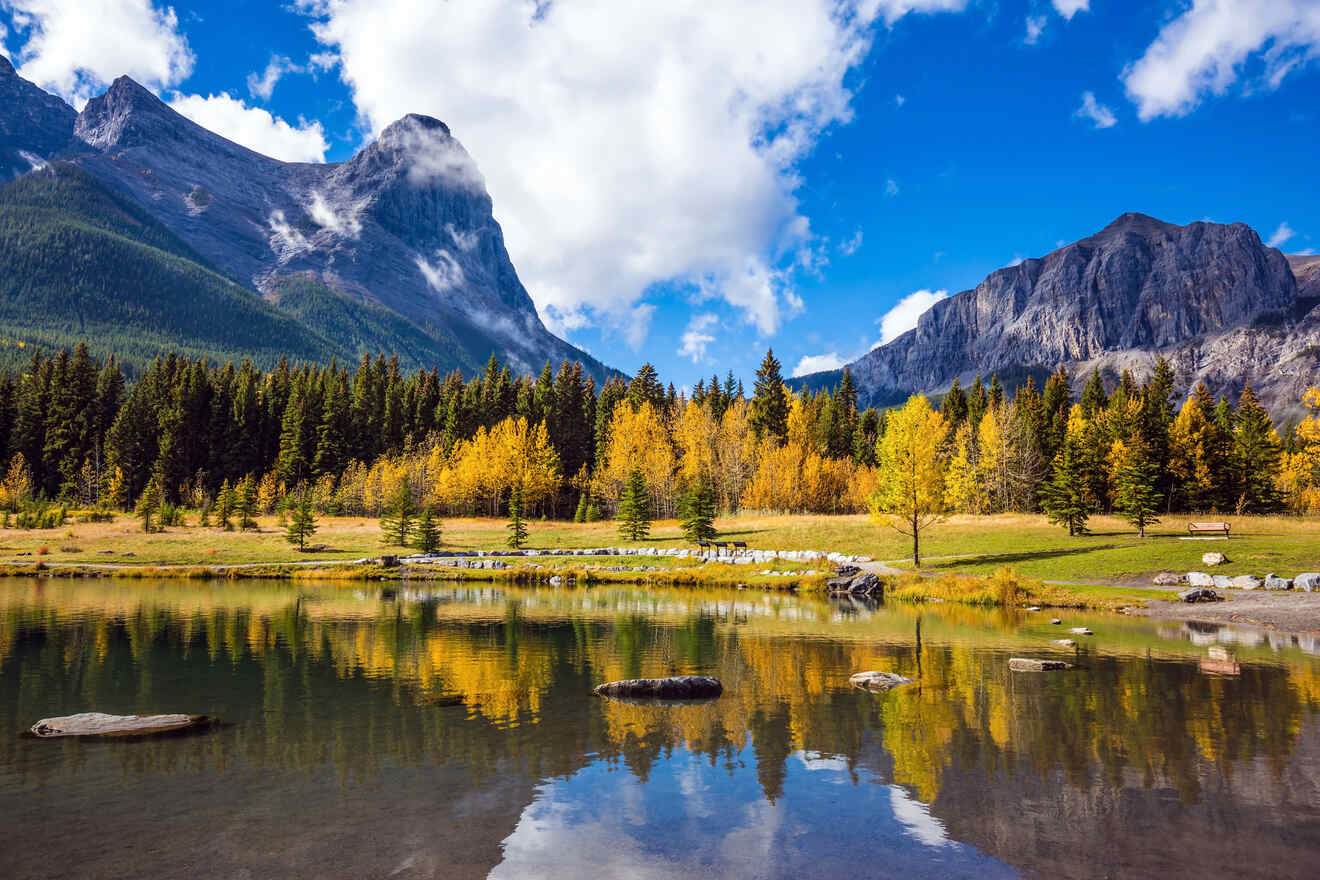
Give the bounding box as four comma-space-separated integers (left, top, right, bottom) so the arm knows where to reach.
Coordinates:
1187, 521, 1230, 538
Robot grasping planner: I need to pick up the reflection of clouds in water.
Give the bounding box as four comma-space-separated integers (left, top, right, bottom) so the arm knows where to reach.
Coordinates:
889, 785, 951, 848
492, 748, 1011, 879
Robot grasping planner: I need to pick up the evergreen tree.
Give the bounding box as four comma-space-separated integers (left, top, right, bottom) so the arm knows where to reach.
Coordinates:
750, 349, 789, 444
679, 477, 718, 542
284, 491, 318, 551
617, 469, 652, 541
235, 475, 258, 531
380, 477, 416, 546
414, 508, 442, 553
506, 484, 529, 549
1040, 440, 1092, 536
1114, 447, 1162, 537
215, 479, 235, 530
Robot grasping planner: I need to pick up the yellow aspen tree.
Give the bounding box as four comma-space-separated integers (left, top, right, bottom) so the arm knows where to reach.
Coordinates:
870, 394, 948, 565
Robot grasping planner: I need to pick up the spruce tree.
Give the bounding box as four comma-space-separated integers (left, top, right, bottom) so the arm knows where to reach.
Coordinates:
1114, 447, 1162, 538
617, 469, 652, 541
679, 477, 717, 542
1040, 444, 1091, 536
506, 484, 528, 549
414, 508, 442, 553
380, 478, 416, 546
284, 492, 318, 551
750, 349, 789, 444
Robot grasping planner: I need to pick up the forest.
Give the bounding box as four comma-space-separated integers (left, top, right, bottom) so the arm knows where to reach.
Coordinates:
0, 342, 1318, 527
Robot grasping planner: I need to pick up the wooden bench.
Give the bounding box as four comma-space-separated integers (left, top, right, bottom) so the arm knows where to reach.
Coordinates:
1188, 521, 1230, 538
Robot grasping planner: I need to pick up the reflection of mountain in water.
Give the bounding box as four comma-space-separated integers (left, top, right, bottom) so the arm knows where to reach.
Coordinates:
1, 580, 1319, 878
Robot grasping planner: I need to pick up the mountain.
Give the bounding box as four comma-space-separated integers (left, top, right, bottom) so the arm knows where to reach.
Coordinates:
0, 63, 611, 379
798, 213, 1320, 419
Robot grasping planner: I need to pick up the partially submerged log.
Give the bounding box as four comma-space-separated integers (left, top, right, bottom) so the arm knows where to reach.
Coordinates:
849, 671, 915, 692
29, 712, 217, 739
1009, 658, 1072, 672
593, 676, 723, 701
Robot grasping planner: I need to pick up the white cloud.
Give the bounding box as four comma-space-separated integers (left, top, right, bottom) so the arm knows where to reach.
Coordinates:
300, 0, 971, 346
1024, 15, 1047, 45
1051, 0, 1089, 19
6, 0, 193, 105
167, 92, 329, 163
1123, 0, 1320, 121
840, 228, 864, 256
247, 54, 303, 101
1267, 221, 1296, 248
885, 177, 900, 196
1074, 90, 1117, 128
877, 288, 948, 346
791, 352, 846, 376
677, 312, 720, 362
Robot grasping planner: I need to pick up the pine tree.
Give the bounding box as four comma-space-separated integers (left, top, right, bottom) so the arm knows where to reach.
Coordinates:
215, 479, 235, 530
284, 492, 318, 551
506, 484, 528, 549
1114, 447, 1162, 537
750, 349, 789, 444
235, 475, 258, 531
414, 508, 442, 553
1040, 441, 1092, 536
380, 477, 416, 546
679, 477, 718, 542
617, 469, 652, 541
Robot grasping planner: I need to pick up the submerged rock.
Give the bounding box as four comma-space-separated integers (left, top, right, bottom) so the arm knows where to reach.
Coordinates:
849, 671, 915, 692
593, 676, 723, 701
29, 712, 216, 738
1009, 658, 1072, 672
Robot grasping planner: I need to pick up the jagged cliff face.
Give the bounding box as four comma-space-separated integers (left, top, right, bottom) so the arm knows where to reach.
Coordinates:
53, 75, 606, 378
823, 213, 1320, 417
0, 56, 76, 180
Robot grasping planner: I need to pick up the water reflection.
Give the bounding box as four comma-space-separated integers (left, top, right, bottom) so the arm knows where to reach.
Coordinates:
1, 578, 1319, 878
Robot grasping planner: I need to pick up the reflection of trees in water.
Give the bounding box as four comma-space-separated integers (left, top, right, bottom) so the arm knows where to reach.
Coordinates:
2, 583, 1319, 811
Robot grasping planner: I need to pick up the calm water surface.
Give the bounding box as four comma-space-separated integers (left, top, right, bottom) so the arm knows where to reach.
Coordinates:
2, 577, 1319, 879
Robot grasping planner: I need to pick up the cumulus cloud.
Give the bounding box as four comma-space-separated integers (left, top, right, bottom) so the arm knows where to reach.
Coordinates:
247, 54, 303, 101
1123, 0, 1320, 121
167, 92, 329, 163
877, 288, 948, 346
300, 0, 971, 345
1267, 221, 1296, 248
1074, 90, 1117, 128
791, 352, 847, 377
677, 313, 720, 363
5, 0, 193, 105
1051, 0, 1089, 19
1024, 15, 1047, 45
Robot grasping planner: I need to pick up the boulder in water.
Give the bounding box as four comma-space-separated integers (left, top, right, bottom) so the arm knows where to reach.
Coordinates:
849, 671, 914, 692
29, 712, 216, 738
593, 676, 723, 701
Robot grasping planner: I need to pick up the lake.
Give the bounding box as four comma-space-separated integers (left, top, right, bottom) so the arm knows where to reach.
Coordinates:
2, 577, 1318, 879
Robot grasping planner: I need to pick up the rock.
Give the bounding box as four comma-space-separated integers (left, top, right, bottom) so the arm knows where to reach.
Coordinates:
1202, 552, 1228, 566
1186, 571, 1215, 587
1152, 571, 1185, 586
849, 671, 915, 692
593, 676, 723, 701
1296, 573, 1320, 593
1263, 574, 1292, 591
1009, 658, 1072, 672
1228, 575, 1262, 590
1069, 627, 1093, 636
29, 712, 216, 738
1177, 587, 1221, 603
1051, 639, 1076, 647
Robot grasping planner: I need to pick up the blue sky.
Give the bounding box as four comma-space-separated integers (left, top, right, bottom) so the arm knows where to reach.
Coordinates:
2, 0, 1318, 388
